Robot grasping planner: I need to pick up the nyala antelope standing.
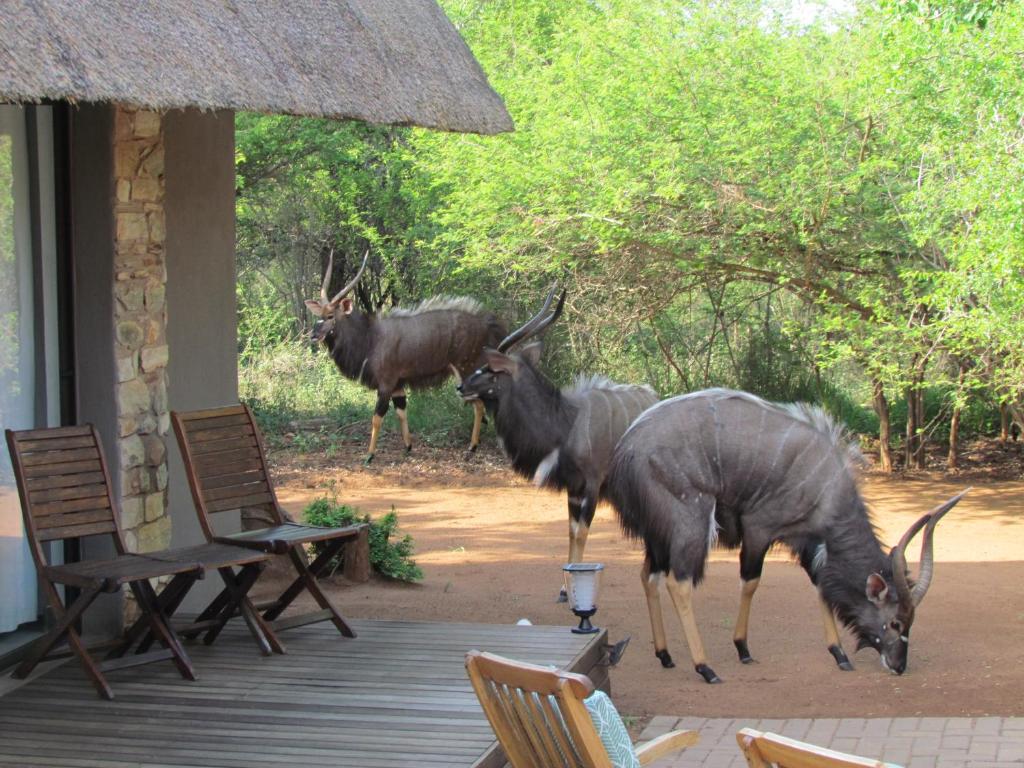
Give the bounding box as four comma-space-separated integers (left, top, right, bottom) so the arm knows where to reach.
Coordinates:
455, 290, 659, 601
604, 388, 964, 683
306, 251, 507, 462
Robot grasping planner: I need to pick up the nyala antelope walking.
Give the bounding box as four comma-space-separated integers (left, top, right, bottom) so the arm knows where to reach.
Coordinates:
305, 251, 506, 462
455, 290, 658, 601
604, 388, 964, 683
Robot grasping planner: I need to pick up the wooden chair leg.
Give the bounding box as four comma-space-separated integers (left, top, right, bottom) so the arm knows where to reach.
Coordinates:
179, 584, 232, 641
286, 545, 356, 638
262, 538, 345, 621
204, 565, 285, 655
238, 595, 286, 655
116, 573, 196, 658
14, 584, 113, 700
130, 580, 196, 682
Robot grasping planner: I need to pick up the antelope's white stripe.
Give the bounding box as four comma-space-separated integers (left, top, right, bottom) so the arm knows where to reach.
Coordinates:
812, 543, 828, 573
534, 449, 560, 486
623, 389, 859, 470
707, 497, 720, 550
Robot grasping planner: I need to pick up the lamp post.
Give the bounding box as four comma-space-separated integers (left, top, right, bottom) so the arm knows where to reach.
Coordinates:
562, 562, 604, 634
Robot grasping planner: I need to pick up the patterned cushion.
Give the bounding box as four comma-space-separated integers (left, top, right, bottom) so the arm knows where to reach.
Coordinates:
583, 690, 641, 768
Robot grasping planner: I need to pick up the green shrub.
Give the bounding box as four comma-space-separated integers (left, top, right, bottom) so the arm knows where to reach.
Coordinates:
303, 498, 423, 582
886, 386, 1001, 444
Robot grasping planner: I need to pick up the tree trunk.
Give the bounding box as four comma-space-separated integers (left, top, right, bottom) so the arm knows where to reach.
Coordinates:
904, 351, 928, 471
914, 384, 927, 468
1000, 402, 1010, 444
905, 386, 927, 470
948, 362, 968, 470
948, 403, 961, 470
904, 388, 917, 469
872, 379, 893, 472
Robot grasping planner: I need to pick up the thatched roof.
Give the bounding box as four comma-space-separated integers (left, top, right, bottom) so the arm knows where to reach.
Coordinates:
0, 0, 513, 135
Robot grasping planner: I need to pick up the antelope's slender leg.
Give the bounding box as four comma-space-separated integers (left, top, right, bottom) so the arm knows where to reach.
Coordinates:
558, 494, 591, 603
641, 555, 675, 669
392, 389, 411, 453
798, 540, 853, 671
733, 543, 768, 664
733, 578, 760, 664
568, 496, 590, 563
665, 574, 721, 683
365, 391, 390, 464
469, 400, 485, 452
820, 599, 853, 671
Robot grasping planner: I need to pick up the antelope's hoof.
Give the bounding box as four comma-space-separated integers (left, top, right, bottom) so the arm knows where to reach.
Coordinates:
469, 444, 478, 453
828, 644, 854, 671
655, 649, 675, 668
695, 663, 722, 684
363, 453, 375, 466
556, 589, 568, 604
734, 638, 755, 664
405, 444, 412, 454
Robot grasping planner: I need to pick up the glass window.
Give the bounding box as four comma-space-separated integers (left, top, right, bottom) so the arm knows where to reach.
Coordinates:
0, 104, 59, 645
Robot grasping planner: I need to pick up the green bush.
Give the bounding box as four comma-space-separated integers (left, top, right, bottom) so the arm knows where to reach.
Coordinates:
303, 498, 423, 582
886, 386, 1001, 444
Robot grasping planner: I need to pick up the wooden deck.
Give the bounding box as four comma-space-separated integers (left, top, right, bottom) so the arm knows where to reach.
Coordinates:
0, 618, 608, 768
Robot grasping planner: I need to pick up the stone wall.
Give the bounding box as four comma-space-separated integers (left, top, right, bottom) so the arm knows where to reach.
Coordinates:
112, 106, 171, 555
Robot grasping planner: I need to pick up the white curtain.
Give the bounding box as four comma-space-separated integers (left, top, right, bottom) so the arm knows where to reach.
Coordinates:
0, 105, 39, 633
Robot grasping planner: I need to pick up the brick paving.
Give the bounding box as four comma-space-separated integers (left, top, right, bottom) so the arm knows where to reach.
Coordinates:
639, 716, 1024, 767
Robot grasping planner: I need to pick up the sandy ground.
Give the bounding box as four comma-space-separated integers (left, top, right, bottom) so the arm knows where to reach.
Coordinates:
270, 435, 1024, 720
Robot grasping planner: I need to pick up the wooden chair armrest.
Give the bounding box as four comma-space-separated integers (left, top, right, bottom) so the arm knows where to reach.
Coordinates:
635, 729, 700, 765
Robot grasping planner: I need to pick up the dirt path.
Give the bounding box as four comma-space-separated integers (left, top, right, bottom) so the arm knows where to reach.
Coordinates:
272, 441, 1024, 720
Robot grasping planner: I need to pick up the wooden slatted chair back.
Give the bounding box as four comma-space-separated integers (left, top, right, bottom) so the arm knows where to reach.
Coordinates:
465, 650, 614, 768
171, 404, 282, 539
5, 425, 125, 562
736, 728, 896, 768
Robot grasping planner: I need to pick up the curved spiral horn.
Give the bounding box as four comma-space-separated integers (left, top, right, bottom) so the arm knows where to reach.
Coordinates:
911, 489, 969, 605
497, 285, 564, 352
890, 490, 968, 607
328, 250, 370, 306
890, 512, 931, 605
319, 248, 335, 304
449, 363, 463, 386
526, 289, 566, 340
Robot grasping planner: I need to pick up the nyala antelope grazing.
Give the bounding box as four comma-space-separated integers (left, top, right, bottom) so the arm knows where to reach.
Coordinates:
305, 251, 507, 462
604, 388, 965, 684
455, 290, 659, 601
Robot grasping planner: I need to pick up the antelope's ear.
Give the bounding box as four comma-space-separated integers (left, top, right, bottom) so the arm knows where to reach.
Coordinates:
866, 573, 889, 605
305, 300, 325, 316
484, 348, 518, 376
341, 297, 355, 315
519, 340, 544, 367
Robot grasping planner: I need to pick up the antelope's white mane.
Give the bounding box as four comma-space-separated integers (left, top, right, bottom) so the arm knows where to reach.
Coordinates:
780, 400, 845, 444
386, 296, 484, 317
568, 374, 656, 397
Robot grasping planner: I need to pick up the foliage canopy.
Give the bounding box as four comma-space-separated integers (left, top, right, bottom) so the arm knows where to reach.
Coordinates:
236, 0, 1024, 468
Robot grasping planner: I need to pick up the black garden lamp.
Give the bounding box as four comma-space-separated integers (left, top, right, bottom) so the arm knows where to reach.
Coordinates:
562, 562, 604, 634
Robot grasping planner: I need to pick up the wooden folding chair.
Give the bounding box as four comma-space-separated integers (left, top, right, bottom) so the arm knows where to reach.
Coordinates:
465, 650, 699, 767
171, 404, 366, 638
5, 425, 280, 699
737, 728, 901, 768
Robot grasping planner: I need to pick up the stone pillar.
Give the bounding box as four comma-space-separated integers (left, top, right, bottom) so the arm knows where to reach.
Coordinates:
112, 106, 171, 555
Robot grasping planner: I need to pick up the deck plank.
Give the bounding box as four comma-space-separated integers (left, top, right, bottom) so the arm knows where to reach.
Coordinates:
0, 618, 606, 768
